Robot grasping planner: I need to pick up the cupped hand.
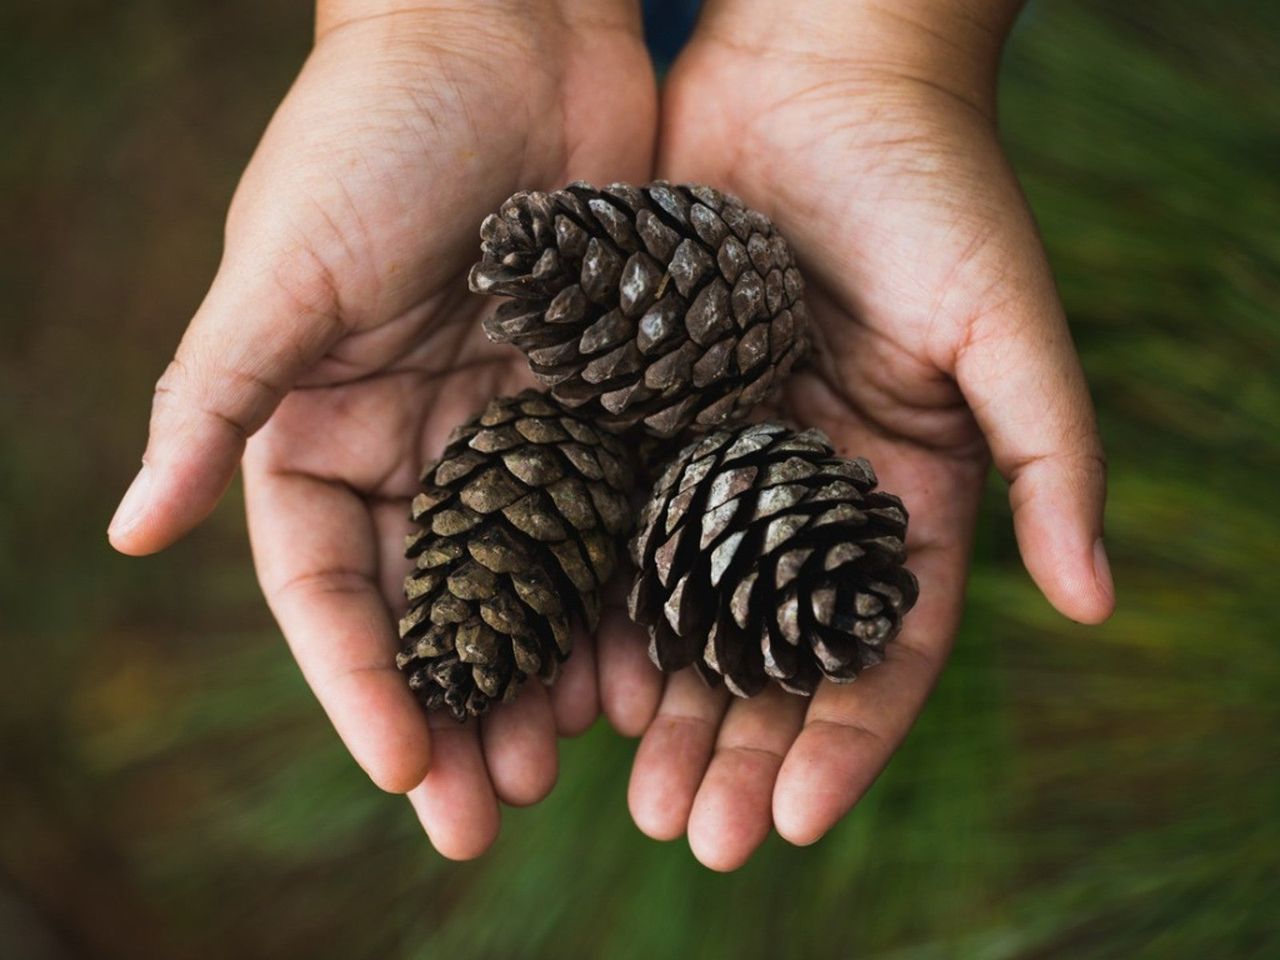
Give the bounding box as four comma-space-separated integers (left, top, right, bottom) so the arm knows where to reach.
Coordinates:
108, 1, 656, 859
601, 1, 1116, 870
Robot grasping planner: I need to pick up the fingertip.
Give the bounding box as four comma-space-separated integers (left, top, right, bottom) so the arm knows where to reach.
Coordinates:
107, 527, 159, 557
627, 681, 725, 843
772, 726, 861, 847
771, 782, 826, 848
500, 772, 557, 809
1032, 547, 1115, 625
550, 631, 599, 737
109, 443, 240, 555
1089, 536, 1116, 621
606, 682, 662, 739
552, 697, 597, 740
339, 684, 433, 795
107, 466, 157, 554
628, 780, 686, 843
598, 609, 663, 737
481, 683, 559, 807
430, 832, 498, 862
775, 818, 825, 848
365, 741, 432, 795
408, 722, 501, 860
1069, 598, 1115, 627
108, 517, 201, 557
410, 785, 501, 861
687, 691, 802, 870
108, 469, 216, 557
627, 725, 694, 842
687, 780, 763, 872
1012, 480, 1114, 625
687, 831, 744, 873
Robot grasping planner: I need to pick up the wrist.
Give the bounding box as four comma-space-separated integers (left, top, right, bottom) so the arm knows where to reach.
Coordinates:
693, 0, 1021, 111
317, 0, 642, 41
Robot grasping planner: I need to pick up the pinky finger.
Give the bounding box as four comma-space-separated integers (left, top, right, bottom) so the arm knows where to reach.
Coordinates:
548, 624, 599, 737
773, 543, 966, 845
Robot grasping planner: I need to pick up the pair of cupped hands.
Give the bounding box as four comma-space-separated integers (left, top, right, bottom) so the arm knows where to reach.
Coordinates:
108, 0, 1114, 870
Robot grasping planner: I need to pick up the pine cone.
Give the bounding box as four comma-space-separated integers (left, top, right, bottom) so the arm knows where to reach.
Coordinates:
627, 422, 918, 697
397, 391, 634, 720
469, 181, 809, 438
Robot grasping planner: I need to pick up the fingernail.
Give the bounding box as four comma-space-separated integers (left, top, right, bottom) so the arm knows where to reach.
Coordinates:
1092, 537, 1114, 604
109, 465, 152, 538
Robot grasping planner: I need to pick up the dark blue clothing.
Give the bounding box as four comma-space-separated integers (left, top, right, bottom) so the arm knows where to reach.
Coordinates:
643, 0, 701, 67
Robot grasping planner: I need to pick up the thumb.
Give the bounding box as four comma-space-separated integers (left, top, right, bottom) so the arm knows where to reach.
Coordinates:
955, 241, 1114, 625
108, 246, 344, 555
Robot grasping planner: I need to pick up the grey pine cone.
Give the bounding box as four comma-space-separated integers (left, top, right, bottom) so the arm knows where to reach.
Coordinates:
398, 391, 634, 720
469, 181, 810, 438
627, 422, 918, 697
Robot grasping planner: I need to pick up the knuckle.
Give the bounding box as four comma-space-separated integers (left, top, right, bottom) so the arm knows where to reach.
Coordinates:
148, 358, 189, 423
1006, 446, 1106, 484
271, 243, 343, 323
147, 354, 266, 444
271, 566, 372, 606
152, 357, 186, 398
224, 198, 349, 333
806, 715, 886, 749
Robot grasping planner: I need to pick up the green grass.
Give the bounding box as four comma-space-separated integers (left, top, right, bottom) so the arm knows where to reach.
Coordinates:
1, 1, 1276, 957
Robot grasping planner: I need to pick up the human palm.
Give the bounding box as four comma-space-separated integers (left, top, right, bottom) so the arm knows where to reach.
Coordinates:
109, 5, 656, 858
604, 34, 1114, 869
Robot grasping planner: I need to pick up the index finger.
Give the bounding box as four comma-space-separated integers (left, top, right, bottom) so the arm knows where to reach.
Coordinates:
244, 449, 431, 794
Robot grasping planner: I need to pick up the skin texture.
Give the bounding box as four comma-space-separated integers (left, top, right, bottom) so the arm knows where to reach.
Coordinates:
109, 0, 1113, 866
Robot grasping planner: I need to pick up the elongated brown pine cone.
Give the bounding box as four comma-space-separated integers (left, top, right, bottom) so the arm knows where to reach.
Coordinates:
469, 181, 809, 438
627, 422, 919, 697
397, 391, 634, 720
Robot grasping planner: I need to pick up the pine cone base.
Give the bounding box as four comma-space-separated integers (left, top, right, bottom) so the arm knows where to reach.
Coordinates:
470, 181, 809, 438
628, 422, 918, 697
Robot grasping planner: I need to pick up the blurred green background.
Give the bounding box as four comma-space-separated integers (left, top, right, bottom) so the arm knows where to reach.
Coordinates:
3, 1, 1277, 957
